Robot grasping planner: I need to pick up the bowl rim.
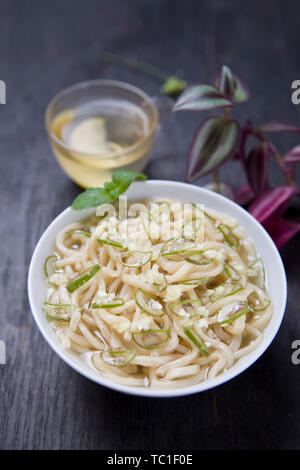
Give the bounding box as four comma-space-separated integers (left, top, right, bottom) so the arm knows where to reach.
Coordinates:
28, 180, 287, 397
44, 79, 159, 160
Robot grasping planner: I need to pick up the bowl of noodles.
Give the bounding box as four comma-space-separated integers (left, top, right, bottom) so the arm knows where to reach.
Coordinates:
28, 180, 287, 397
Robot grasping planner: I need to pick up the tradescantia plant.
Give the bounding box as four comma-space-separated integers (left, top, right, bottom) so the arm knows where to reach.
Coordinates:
173, 65, 300, 248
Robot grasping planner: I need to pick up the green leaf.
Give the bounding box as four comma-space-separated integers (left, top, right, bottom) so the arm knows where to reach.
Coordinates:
186, 117, 240, 181
173, 84, 232, 112
71, 188, 112, 210
161, 76, 187, 97
71, 170, 147, 210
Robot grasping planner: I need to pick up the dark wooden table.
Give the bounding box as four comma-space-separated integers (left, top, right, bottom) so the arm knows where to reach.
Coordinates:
1, 0, 300, 450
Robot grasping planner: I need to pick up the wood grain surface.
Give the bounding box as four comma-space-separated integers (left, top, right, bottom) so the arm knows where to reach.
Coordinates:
0, 0, 300, 450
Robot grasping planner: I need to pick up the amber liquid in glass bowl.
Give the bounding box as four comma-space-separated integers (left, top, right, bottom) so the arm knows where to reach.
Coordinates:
45, 80, 158, 188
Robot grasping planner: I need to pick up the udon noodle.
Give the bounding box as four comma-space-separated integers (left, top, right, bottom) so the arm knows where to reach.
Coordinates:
43, 198, 272, 388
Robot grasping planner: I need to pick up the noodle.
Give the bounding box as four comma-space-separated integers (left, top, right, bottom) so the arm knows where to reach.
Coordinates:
43, 198, 272, 388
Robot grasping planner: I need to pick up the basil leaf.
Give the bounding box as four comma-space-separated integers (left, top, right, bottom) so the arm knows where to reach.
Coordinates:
105, 170, 147, 199
71, 170, 147, 210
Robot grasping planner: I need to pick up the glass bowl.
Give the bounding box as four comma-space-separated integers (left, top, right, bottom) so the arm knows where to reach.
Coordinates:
45, 80, 159, 188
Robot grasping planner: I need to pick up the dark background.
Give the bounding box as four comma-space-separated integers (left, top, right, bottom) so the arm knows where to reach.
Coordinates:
0, 0, 300, 450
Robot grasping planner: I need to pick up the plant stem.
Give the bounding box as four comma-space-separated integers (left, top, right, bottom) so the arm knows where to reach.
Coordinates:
252, 129, 294, 186
213, 169, 220, 188
101, 52, 168, 83
223, 107, 230, 118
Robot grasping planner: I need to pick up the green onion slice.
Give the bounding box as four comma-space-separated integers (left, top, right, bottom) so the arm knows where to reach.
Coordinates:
169, 298, 203, 318
224, 262, 241, 281
180, 277, 210, 286
183, 217, 202, 239
247, 291, 270, 311
43, 302, 76, 321
248, 258, 265, 289
184, 328, 210, 357
119, 250, 152, 268
185, 250, 212, 266
191, 203, 216, 223
161, 237, 197, 257
101, 349, 136, 367
140, 213, 154, 244
150, 203, 170, 224
66, 264, 100, 293
219, 302, 252, 325
44, 255, 57, 278
92, 298, 125, 309
67, 230, 91, 238
217, 224, 239, 248
209, 281, 243, 303
132, 329, 170, 349
134, 288, 165, 316
97, 238, 123, 248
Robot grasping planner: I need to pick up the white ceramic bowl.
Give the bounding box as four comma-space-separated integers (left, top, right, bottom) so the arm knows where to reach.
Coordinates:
28, 180, 287, 397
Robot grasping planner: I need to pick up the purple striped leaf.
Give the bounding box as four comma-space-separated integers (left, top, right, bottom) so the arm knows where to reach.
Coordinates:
173, 83, 232, 112
257, 121, 300, 133
235, 184, 255, 206
245, 143, 269, 195
283, 145, 300, 163
214, 66, 250, 103
248, 186, 296, 223
263, 216, 300, 249
218, 66, 236, 97
186, 117, 240, 181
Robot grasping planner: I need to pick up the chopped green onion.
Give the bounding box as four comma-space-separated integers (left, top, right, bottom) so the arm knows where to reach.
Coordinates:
161, 237, 197, 257
132, 329, 170, 349
66, 264, 100, 293
224, 263, 241, 281
169, 298, 203, 318
97, 238, 123, 248
101, 349, 136, 367
183, 217, 202, 239
44, 255, 57, 278
153, 274, 168, 293
150, 203, 170, 224
140, 213, 154, 244
134, 288, 165, 316
191, 203, 216, 223
180, 277, 210, 286
209, 281, 243, 303
219, 303, 252, 325
185, 250, 212, 266
217, 224, 239, 248
184, 328, 210, 357
43, 302, 76, 321
248, 258, 265, 289
92, 298, 125, 309
247, 291, 270, 311
67, 230, 91, 238
119, 250, 152, 268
